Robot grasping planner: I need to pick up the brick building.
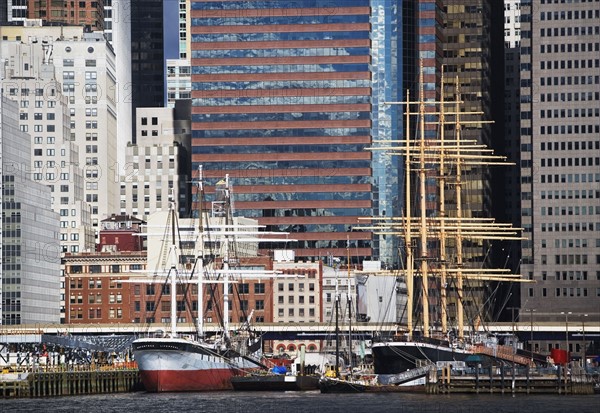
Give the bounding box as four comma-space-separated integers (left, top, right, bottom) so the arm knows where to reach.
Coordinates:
27, 0, 105, 30
64, 250, 147, 323
98, 214, 145, 252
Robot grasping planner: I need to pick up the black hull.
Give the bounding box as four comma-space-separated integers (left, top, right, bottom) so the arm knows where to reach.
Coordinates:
231, 375, 319, 391
319, 377, 371, 393
319, 377, 426, 394
372, 342, 470, 374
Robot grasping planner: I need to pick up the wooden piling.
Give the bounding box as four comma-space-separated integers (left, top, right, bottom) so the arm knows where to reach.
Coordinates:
431, 366, 595, 395
1, 366, 141, 399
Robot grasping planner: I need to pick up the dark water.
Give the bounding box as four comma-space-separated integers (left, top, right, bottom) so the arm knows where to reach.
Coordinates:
1, 391, 599, 413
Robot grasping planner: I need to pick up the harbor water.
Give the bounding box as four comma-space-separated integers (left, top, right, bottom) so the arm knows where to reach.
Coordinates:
1, 391, 598, 413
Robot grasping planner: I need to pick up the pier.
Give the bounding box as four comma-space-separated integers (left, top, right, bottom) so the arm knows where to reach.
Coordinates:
1, 365, 141, 399
427, 365, 597, 395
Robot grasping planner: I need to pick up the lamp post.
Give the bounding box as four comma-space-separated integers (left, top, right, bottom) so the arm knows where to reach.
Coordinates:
507, 306, 518, 335
528, 308, 536, 363
560, 311, 572, 358
582, 313, 588, 371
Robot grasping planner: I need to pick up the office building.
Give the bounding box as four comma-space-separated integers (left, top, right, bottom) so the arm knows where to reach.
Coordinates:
272, 257, 322, 353
120, 102, 191, 218
0, 38, 95, 254
27, 0, 105, 30
503, 0, 522, 230
441, 1, 494, 247
63, 250, 146, 324
166, 58, 191, 108
104, 0, 132, 168
500, 0, 524, 318
190, 0, 405, 265
130, 0, 164, 121
165, 0, 191, 108
2, 0, 27, 22
63, 214, 146, 324
1, 23, 121, 232
1, 96, 61, 325
517, 0, 600, 324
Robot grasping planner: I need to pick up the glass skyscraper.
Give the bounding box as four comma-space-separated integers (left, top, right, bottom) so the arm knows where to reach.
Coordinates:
190, 0, 403, 265
131, 0, 165, 130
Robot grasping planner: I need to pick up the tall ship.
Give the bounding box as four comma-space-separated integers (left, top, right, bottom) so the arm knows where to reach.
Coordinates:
366, 73, 532, 375
132, 170, 287, 392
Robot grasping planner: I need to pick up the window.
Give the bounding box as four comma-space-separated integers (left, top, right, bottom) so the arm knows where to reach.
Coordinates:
238, 283, 249, 294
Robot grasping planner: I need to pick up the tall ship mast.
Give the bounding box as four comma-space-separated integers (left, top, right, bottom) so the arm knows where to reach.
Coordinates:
365, 73, 533, 375
131, 168, 290, 392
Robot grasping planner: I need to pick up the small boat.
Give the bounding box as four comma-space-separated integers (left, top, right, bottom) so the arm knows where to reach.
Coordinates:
232, 351, 333, 391
319, 361, 431, 394
231, 372, 320, 391
319, 373, 427, 393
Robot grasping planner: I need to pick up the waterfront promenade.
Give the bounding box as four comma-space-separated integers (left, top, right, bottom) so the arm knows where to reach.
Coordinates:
2, 363, 598, 399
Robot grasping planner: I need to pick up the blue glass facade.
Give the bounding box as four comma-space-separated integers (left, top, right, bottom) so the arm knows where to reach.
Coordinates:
190, 0, 402, 265
370, 0, 403, 267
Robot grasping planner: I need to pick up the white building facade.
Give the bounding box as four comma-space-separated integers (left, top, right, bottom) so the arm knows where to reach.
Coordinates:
120, 104, 191, 218
1, 96, 61, 325
0, 39, 95, 254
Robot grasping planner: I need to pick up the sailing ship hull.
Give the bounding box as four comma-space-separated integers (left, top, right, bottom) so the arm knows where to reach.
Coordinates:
372, 341, 470, 374
133, 337, 257, 392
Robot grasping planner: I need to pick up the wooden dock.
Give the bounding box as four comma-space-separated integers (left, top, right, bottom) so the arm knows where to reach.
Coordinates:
1, 365, 142, 399
427, 365, 596, 395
